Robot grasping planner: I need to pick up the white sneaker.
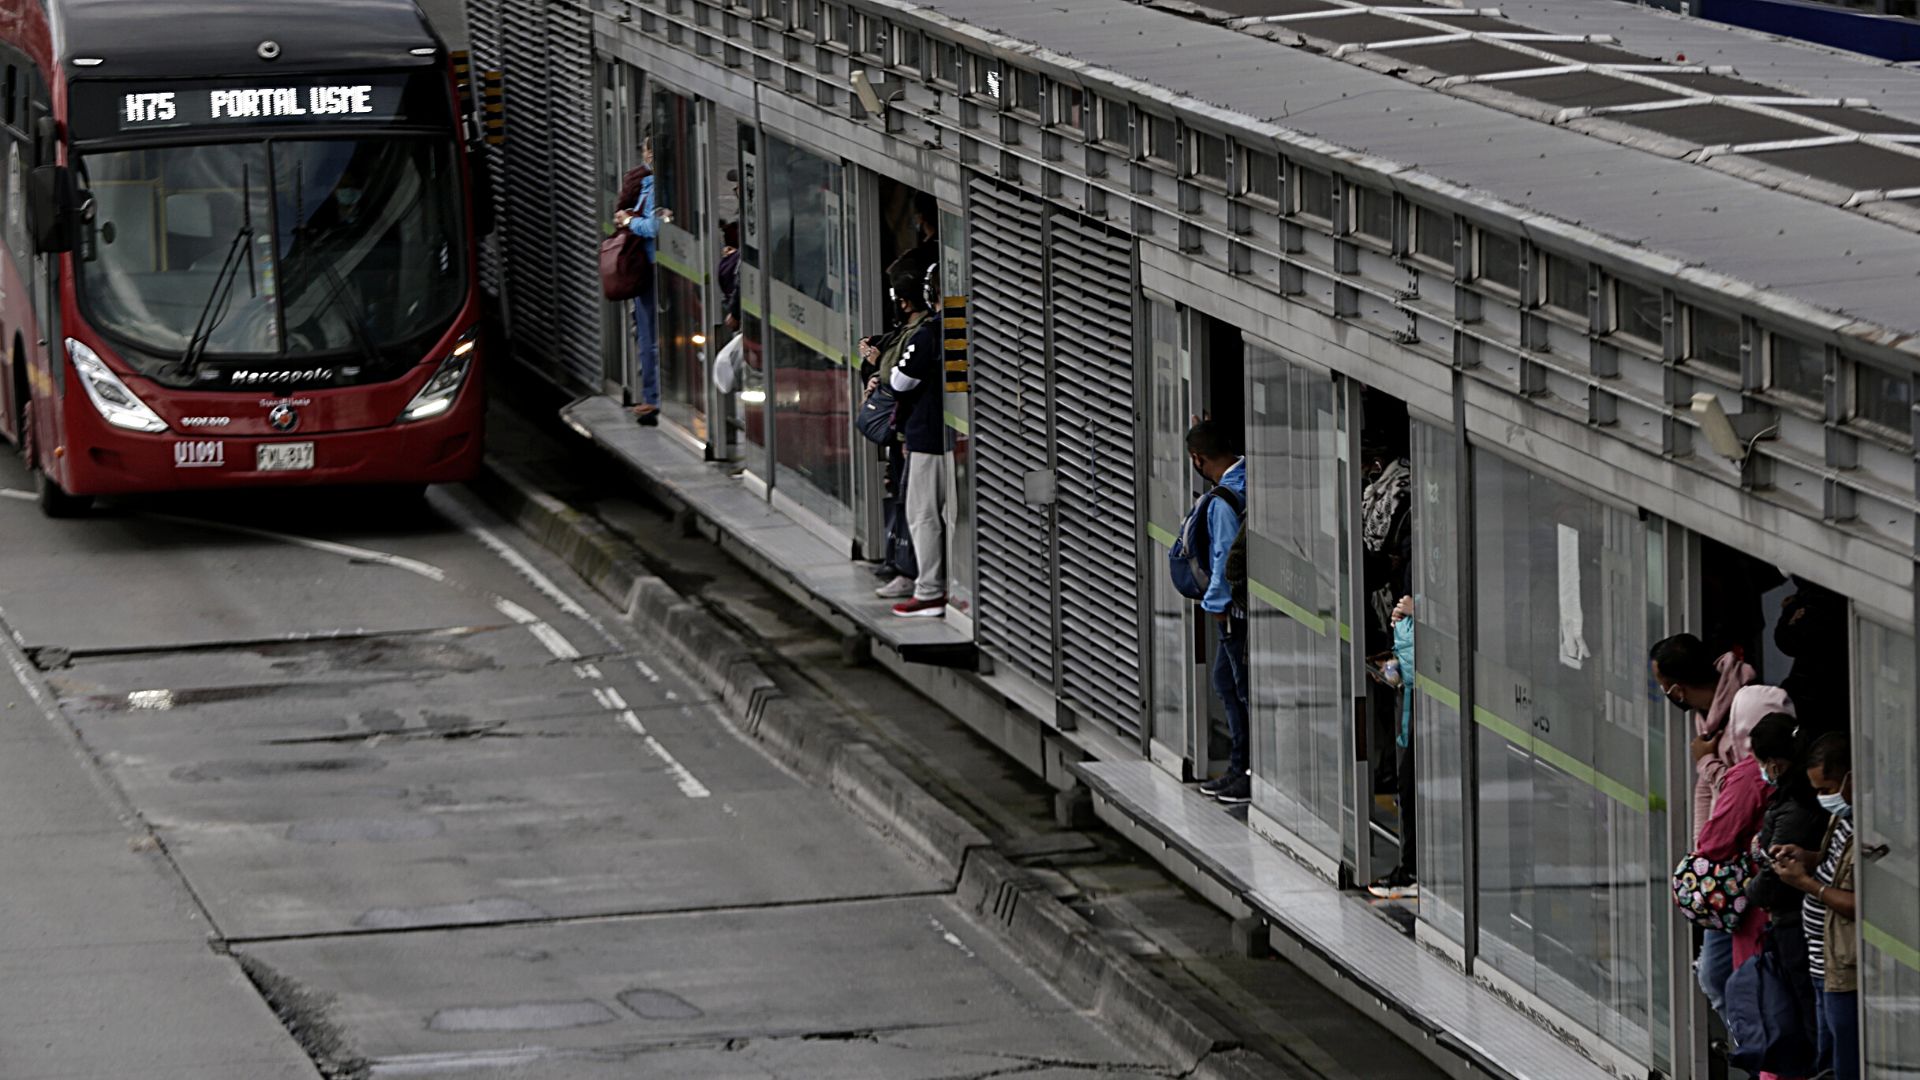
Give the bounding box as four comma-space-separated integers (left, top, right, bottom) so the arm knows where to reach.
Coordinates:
875, 575, 915, 599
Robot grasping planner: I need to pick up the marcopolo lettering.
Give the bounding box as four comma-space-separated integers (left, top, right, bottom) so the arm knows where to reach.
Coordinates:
230, 368, 333, 387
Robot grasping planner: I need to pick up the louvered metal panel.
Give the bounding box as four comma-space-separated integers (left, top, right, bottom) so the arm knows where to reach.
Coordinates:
467, 0, 504, 297
1047, 215, 1142, 739
497, 0, 555, 359
968, 178, 1055, 688
543, 1, 605, 391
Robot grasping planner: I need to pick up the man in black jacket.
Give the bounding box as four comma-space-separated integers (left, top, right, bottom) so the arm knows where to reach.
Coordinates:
882, 266, 947, 618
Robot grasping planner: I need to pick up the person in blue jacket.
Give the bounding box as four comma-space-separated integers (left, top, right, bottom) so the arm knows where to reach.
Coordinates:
612, 136, 672, 425
1370, 595, 1419, 899
1187, 421, 1251, 806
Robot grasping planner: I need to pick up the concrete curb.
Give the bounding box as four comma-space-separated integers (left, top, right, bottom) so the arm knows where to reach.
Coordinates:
469, 454, 1294, 1080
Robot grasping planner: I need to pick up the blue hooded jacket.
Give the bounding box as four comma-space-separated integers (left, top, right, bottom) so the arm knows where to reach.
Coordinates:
1201, 459, 1247, 615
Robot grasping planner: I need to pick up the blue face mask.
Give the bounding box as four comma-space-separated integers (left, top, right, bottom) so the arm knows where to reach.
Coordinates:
336, 188, 362, 209
1817, 791, 1851, 818
1759, 765, 1775, 787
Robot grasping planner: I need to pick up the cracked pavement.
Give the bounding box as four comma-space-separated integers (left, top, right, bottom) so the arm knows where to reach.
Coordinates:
0, 456, 1160, 1079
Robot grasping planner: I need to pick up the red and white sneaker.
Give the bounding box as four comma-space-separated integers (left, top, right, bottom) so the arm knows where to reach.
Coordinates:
892, 596, 946, 618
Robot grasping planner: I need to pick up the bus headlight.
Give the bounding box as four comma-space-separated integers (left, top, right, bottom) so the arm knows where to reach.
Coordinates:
67, 338, 167, 433
399, 329, 478, 423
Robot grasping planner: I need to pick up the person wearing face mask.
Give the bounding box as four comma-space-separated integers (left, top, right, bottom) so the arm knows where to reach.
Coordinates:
1689, 688, 1794, 1021
1770, 734, 1858, 1080
1650, 632, 1757, 846
1185, 420, 1250, 805
1746, 717, 1827, 1069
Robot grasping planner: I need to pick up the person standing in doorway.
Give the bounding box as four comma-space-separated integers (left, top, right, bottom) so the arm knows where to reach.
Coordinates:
1651, 631, 1756, 1020
879, 267, 947, 618
1369, 594, 1418, 899
1771, 733, 1859, 1080
613, 135, 672, 426
1187, 421, 1251, 806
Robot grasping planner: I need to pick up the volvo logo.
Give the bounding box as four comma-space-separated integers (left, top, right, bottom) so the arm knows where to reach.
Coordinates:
268, 404, 299, 432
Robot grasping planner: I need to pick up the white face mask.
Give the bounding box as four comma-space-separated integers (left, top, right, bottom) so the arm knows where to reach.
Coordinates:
1817, 791, 1851, 818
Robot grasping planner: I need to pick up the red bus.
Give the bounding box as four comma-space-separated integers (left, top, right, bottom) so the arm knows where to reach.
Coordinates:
1, 0, 485, 515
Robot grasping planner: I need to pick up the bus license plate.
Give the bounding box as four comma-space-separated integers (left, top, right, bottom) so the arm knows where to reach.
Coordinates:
256, 442, 315, 472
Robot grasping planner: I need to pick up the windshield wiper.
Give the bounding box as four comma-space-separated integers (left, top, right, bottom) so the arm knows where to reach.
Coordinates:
289, 227, 380, 373
180, 165, 256, 377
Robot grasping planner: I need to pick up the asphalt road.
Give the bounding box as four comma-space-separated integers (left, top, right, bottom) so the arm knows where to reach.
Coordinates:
0, 458, 1166, 1079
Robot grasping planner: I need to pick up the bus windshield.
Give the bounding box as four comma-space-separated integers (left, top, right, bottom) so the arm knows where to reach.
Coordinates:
78, 137, 466, 371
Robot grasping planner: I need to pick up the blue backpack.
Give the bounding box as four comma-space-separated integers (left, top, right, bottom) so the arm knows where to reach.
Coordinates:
1168, 485, 1243, 601
1724, 935, 1817, 1076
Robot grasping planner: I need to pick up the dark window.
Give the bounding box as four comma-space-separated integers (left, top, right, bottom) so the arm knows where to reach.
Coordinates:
1612, 278, 1662, 344
3, 66, 13, 127
1297, 166, 1333, 219
1011, 68, 1041, 114
1688, 307, 1741, 371
852, 11, 884, 58
796, 1, 820, 35
1354, 186, 1392, 243
1543, 253, 1588, 319
972, 56, 1001, 100
821, 3, 846, 43
1242, 147, 1279, 203
1052, 85, 1083, 130
1854, 359, 1914, 434
1413, 206, 1452, 265
1098, 97, 1128, 146
933, 41, 961, 86
1145, 113, 1176, 162
1190, 130, 1226, 182
1770, 334, 1825, 400
1477, 230, 1520, 292
893, 27, 922, 71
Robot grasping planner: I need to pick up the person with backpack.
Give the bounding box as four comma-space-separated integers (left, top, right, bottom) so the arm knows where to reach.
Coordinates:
611, 135, 672, 426
1175, 421, 1250, 805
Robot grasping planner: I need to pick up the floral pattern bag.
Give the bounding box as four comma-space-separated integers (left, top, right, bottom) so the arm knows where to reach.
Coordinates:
1671, 850, 1756, 932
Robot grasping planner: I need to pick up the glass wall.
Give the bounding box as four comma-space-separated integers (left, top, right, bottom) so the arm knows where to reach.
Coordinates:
1858, 617, 1918, 1079
1146, 297, 1191, 766
1244, 341, 1346, 861
651, 88, 708, 433
1410, 421, 1466, 943
736, 124, 768, 478
1471, 452, 1654, 1058
764, 133, 851, 528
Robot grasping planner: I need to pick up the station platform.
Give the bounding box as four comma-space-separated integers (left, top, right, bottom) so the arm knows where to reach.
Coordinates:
560, 395, 975, 667
560, 392, 1625, 1080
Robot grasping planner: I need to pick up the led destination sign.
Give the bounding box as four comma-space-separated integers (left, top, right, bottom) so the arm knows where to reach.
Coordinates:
88, 76, 412, 133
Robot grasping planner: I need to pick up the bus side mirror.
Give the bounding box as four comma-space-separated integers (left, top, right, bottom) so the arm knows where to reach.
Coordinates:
29, 165, 74, 254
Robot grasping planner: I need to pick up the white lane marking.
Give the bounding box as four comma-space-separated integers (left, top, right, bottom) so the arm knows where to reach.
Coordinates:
526, 622, 581, 661
439, 493, 709, 799
127, 689, 175, 710
436, 497, 666, 685
572, 663, 601, 680
1, 487, 711, 801
927, 915, 977, 959
0, 488, 33, 502
140, 513, 451, 582
618, 709, 710, 798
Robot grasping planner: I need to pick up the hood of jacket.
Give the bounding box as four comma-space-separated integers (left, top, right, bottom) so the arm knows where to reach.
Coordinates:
1725, 684, 1795, 763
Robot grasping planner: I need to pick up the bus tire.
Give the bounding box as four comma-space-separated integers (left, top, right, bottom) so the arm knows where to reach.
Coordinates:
20, 406, 90, 518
